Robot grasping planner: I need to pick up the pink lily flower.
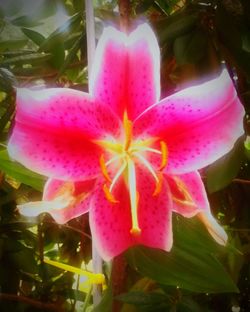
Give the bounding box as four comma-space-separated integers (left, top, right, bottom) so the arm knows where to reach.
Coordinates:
8, 24, 244, 261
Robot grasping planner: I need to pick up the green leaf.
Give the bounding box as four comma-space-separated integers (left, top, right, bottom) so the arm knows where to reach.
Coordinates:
116, 291, 168, 305
126, 216, 238, 293
0, 99, 15, 132
0, 39, 28, 51
176, 297, 203, 312
156, 13, 198, 43
0, 150, 45, 191
93, 286, 113, 312
173, 30, 207, 65
0, 68, 17, 91
50, 41, 65, 69
38, 13, 81, 52
9, 247, 38, 274
57, 34, 83, 77
1, 52, 51, 66
10, 15, 42, 27
215, 3, 250, 79
206, 137, 245, 193
21, 28, 45, 46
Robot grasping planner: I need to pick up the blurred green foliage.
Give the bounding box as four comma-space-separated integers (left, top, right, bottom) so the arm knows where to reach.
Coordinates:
0, 0, 249, 311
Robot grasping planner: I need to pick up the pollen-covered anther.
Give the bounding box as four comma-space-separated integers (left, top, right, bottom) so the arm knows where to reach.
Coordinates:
172, 176, 196, 207
123, 111, 133, 151
100, 154, 112, 182
159, 140, 168, 171
103, 184, 119, 204
153, 172, 163, 196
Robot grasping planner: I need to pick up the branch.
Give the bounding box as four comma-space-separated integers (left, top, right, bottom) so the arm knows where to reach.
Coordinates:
0, 293, 61, 311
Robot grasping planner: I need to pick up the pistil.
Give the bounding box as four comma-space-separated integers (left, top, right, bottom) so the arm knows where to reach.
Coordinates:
127, 158, 141, 235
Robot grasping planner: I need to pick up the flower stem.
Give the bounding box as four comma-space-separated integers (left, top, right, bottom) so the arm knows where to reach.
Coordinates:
82, 285, 93, 312
118, 0, 131, 31
84, 0, 103, 306
85, 0, 95, 75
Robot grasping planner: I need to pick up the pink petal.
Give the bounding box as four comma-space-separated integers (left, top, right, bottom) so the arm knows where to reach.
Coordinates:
89, 26, 127, 118
90, 24, 160, 120
197, 211, 228, 246
19, 178, 95, 224
8, 88, 121, 180
43, 178, 95, 223
8, 122, 102, 180
126, 24, 160, 120
166, 171, 209, 218
166, 171, 228, 245
136, 169, 173, 252
89, 169, 172, 261
134, 70, 244, 174
43, 178, 95, 201
89, 178, 132, 261
14, 88, 121, 139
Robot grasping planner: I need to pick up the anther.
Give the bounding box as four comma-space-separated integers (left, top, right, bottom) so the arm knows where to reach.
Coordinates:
153, 172, 163, 196
103, 184, 119, 204
171, 176, 196, 207
100, 154, 112, 183
159, 141, 168, 171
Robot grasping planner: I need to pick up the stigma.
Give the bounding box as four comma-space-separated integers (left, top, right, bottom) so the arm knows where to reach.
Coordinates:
95, 112, 168, 236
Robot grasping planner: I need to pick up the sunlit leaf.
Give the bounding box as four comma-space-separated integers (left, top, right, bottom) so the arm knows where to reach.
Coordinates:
38, 13, 81, 52
21, 28, 45, 46
1, 52, 51, 66
206, 137, 245, 193
0, 149, 45, 191
126, 216, 238, 293
10, 15, 42, 27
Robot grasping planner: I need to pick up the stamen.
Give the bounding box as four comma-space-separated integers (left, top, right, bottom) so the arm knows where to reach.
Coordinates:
172, 176, 196, 207
134, 152, 158, 182
94, 140, 123, 153
127, 158, 141, 235
55, 181, 75, 198
132, 146, 162, 155
100, 154, 112, 183
153, 172, 163, 196
159, 141, 168, 171
106, 154, 123, 166
103, 184, 119, 204
132, 138, 156, 148
110, 160, 127, 192
123, 112, 133, 151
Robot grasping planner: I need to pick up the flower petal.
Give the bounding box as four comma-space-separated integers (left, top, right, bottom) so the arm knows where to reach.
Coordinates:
89, 169, 172, 261
126, 24, 160, 120
134, 70, 244, 173
13, 88, 121, 139
89, 26, 127, 118
89, 178, 132, 261
90, 24, 160, 120
8, 122, 102, 180
197, 211, 228, 246
167, 171, 228, 245
43, 178, 95, 201
136, 169, 173, 252
8, 88, 121, 180
166, 171, 209, 218
19, 178, 95, 224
